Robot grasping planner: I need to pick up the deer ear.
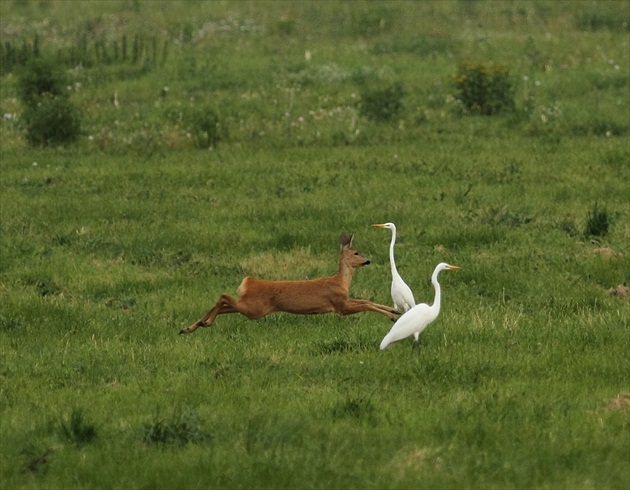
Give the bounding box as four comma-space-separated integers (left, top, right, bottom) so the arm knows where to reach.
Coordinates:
339, 233, 354, 249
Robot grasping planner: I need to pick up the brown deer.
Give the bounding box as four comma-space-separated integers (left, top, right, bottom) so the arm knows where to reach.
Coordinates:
179, 234, 398, 334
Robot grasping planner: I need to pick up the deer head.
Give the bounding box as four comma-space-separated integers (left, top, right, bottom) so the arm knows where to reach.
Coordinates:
339, 233, 370, 268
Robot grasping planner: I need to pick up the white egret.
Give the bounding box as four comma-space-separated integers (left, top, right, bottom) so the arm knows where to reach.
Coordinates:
372, 223, 416, 315
380, 262, 461, 350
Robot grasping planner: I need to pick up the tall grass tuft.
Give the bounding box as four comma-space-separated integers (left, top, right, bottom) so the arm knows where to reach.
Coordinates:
583, 201, 612, 238
143, 410, 212, 446
59, 408, 97, 447
332, 395, 377, 422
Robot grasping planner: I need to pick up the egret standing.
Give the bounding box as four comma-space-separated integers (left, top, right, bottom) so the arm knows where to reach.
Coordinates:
372, 223, 416, 314
380, 262, 461, 350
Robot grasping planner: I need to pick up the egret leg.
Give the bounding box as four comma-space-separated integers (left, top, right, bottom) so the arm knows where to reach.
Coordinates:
411, 334, 422, 353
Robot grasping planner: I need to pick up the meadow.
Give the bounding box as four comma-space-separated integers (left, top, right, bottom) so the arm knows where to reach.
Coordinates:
0, 1, 629, 489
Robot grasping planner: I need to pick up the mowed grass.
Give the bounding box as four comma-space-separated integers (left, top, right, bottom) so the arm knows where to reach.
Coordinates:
1, 1, 629, 489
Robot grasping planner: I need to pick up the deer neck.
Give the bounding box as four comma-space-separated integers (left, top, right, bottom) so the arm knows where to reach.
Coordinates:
335, 258, 355, 291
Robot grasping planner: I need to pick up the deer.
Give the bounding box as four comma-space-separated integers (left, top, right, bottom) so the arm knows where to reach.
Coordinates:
179, 234, 399, 334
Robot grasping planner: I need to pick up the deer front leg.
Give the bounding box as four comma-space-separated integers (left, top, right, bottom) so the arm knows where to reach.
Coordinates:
179, 294, 240, 334
340, 298, 399, 321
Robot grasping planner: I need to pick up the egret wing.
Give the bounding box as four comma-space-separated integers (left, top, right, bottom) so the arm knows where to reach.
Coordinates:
380, 303, 431, 349
391, 276, 415, 312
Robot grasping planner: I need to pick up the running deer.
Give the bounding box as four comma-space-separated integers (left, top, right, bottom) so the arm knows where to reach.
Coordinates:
179, 234, 398, 334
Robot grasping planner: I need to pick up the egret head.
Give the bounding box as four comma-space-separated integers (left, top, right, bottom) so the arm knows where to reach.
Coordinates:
371, 222, 396, 231
436, 262, 461, 272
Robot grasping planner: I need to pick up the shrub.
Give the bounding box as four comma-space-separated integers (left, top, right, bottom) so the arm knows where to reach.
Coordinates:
17, 58, 66, 107
360, 82, 404, 122
22, 95, 81, 146
186, 106, 222, 148
17, 58, 81, 146
454, 63, 515, 115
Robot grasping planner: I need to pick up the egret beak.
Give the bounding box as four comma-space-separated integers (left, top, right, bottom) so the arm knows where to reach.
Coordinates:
371, 224, 386, 228
447, 265, 462, 270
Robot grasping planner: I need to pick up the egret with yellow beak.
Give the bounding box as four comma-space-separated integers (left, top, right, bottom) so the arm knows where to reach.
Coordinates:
380, 262, 461, 350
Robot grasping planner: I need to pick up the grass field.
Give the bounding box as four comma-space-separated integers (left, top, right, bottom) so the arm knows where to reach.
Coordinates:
1, 1, 629, 489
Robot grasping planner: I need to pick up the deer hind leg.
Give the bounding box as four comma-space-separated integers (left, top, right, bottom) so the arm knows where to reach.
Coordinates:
179, 293, 274, 334
179, 293, 242, 334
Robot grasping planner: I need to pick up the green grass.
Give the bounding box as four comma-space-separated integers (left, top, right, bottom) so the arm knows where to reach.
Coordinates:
1, 1, 629, 489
